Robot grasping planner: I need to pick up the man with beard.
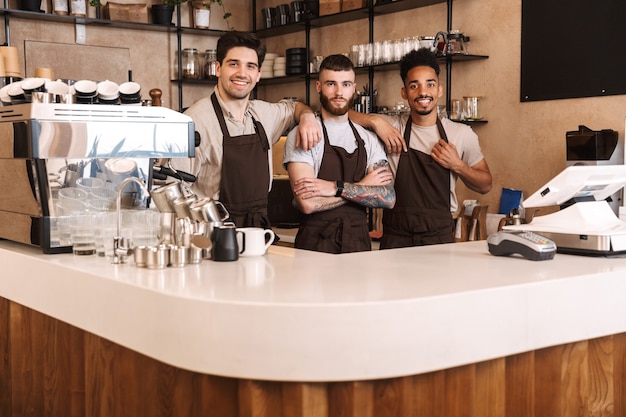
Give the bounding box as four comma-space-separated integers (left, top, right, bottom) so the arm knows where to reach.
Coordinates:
169, 31, 321, 230
283, 54, 396, 254
350, 47, 492, 249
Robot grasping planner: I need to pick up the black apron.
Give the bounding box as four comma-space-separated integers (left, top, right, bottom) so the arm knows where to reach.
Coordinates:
294, 118, 370, 254
380, 117, 455, 249
211, 93, 272, 229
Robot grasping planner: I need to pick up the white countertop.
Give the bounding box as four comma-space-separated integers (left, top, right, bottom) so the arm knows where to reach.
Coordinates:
2, 239, 626, 382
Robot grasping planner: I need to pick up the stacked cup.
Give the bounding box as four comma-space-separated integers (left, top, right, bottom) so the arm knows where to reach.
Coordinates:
261, 53, 278, 79
119, 82, 141, 105
97, 80, 120, 105
22, 77, 48, 103
273, 56, 286, 77
286, 47, 307, 75
73, 79, 98, 104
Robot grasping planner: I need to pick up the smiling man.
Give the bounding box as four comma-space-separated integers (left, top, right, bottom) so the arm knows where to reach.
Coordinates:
170, 31, 321, 230
351, 48, 492, 248
283, 54, 396, 254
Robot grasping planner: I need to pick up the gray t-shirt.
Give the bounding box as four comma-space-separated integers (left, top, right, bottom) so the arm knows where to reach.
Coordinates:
283, 118, 388, 176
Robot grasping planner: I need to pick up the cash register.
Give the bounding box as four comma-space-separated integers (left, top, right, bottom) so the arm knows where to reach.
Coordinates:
501, 165, 626, 256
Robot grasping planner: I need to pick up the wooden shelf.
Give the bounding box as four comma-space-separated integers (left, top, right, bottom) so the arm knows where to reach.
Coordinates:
255, 0, 447, 38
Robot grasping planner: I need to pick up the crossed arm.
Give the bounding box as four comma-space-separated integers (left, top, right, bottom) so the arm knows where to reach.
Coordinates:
287, 160, 396, 215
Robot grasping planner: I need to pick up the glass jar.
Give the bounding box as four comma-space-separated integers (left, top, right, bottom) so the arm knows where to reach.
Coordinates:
463, 96, 483, 120
182, 48, 201, 79
193, 4, 210, 29
203, 49, 217, 80
69, 0, 86, 16
53, 0, 69, 15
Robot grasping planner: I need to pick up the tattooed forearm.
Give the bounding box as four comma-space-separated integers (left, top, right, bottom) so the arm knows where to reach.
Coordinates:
342, 183, 395, 208
338, 160, 396, 208
312, 198, 346, 212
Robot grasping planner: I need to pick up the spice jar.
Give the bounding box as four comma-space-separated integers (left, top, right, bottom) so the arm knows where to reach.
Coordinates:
203, 49, 217, 80
182, 48, 201, 79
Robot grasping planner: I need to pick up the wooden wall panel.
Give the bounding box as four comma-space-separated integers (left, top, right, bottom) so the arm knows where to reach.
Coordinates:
196, 374, 239, 417
444, 364, 475, 417
0, 297, 10, 417
328, 380, 374, 417
3, 297, 626, 417
615, 333, 626, 416
505, 351, 534, 417
474, 358, 505, 417
239, 379, 283, 417
10, 302, 45, 416
373, 376, 418, 417
282, 382, 328, 417
43, 315, 85, 417
535, 345, 563, 417
413, 370, 445, 417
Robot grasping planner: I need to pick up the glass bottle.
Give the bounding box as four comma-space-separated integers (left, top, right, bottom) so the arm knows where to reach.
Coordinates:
182, 48, 201, 80
203, 49, 217, 80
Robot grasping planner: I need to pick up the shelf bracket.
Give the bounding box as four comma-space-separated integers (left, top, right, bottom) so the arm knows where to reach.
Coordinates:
75, 22, 86, 45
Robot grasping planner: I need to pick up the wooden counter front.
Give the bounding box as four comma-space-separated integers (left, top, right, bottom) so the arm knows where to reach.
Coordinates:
1, 240, 626, 416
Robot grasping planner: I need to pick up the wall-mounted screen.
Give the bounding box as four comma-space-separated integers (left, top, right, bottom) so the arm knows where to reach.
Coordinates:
521, 0, 626, 102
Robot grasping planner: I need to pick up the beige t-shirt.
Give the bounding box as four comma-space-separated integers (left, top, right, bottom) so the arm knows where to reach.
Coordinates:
170, 88, 298, 199
382, 115, 485, 214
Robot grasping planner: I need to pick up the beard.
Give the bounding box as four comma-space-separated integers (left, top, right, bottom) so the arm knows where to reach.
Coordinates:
412, 95, 436, 116
320, 94, 354, 116
415, 107, 436, 116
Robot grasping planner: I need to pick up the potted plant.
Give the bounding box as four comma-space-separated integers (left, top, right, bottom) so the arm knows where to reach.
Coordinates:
18, 0, 42, 12
191, 0, 232, 29
88, 0, 102, 18
151, 0, 188, 25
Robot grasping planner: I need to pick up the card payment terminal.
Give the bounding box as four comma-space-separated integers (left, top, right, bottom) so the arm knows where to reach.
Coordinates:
487, 230, 557, 261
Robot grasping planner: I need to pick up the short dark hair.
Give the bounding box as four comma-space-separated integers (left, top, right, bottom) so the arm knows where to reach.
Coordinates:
216, 31, 267, 67
399, 48, 440, 82
319, 54, 355, 73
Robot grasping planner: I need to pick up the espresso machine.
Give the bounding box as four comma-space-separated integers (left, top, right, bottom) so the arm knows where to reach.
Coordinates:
0, 103, 195, 253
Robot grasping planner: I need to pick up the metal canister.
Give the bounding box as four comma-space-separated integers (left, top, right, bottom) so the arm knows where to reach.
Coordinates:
169, 246, 189, 267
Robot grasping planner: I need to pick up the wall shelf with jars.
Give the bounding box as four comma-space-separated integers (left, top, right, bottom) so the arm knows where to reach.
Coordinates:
251, 0, 489, 121
0, 7, 178, 32
0, 5, 228, 112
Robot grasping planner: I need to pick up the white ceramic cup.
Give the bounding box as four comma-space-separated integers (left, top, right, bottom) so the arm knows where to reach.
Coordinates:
236, 227, 275, 257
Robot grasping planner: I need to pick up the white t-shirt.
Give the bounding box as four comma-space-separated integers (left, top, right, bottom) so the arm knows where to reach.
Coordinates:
382, 115, 485, 214
283, 118, 388, 176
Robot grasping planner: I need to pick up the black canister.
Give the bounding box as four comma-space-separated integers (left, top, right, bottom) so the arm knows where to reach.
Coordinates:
286, 47, 308, 75
261, 7, 275, 29
275, 3, 290, 25
291, 1, 305, 22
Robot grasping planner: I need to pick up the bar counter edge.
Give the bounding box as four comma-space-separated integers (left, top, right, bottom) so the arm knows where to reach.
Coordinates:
2, 239, 626, 383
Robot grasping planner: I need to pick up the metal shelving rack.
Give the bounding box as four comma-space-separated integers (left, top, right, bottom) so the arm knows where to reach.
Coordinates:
0, 4, 228, 112
250, 0, 488, 121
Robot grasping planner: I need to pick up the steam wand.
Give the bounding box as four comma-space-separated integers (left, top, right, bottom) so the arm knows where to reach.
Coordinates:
111, 177, 150, 264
